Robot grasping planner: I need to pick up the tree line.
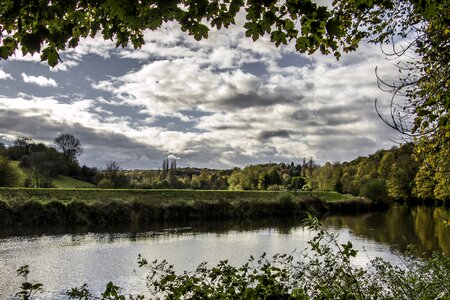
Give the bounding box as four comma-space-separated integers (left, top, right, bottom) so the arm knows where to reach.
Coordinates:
0, 134, 447, 204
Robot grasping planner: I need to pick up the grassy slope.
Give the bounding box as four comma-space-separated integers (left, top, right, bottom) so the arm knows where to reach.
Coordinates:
52, 175, 95, 188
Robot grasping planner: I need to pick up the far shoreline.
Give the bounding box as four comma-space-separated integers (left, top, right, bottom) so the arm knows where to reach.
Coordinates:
0, 188, 385, 228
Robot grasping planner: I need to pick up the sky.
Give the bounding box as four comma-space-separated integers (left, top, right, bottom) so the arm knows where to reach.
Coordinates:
0, 15, 401, 169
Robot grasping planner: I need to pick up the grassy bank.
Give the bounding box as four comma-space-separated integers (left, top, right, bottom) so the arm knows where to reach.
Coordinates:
52, 175, 95, 188
0, 188, 380, 227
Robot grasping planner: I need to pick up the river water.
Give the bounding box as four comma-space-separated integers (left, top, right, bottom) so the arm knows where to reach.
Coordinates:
0, 205, 449, 298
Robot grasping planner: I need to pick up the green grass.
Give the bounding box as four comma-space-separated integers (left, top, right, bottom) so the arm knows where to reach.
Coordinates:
52, 175, 95, 188
0, 188, 366, 206
307, 191, 357, 202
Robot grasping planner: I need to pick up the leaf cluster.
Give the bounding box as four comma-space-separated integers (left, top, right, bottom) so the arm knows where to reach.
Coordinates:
0, 0, 381, 66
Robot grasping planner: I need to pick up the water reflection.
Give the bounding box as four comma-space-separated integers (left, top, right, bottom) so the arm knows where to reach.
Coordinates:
0, 206, 449, 298
0, 218, 305, 241
321, 205, 450, 256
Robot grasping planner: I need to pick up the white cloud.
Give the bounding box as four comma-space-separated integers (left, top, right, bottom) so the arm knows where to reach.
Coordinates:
21, 73, 57, 87
0, 16, 404, 168
0, 69, 13, 80
87, 37, 401, 166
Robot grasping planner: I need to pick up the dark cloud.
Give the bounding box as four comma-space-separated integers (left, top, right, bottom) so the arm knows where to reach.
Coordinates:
217, 92, 297, 110
257, 130, 292, 140
291, 101, 371, 126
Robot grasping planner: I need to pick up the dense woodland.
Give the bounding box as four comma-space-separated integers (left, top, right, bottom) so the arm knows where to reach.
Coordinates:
0, 134, 444, 205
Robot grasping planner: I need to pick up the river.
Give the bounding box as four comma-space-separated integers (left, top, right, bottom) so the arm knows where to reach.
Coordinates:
0, 205, 449, 298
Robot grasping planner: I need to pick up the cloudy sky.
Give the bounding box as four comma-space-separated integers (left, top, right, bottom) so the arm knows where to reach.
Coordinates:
0, 16, 400, 169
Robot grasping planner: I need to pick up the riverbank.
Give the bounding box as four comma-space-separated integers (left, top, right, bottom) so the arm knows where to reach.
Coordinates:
0, 188, 381, 227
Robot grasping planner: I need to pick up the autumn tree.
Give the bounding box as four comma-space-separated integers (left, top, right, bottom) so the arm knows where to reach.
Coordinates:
316, 162, 343, 192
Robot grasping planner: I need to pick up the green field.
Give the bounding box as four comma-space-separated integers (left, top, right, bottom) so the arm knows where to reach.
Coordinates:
52, 175, 95, 188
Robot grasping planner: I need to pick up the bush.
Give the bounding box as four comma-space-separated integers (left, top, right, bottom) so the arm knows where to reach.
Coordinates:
0, 156, 23, 187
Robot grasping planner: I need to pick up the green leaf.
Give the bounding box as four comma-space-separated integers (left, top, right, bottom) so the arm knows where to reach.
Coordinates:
41, 47, 59, 67
326, 19, 340, 37
0, 46, 11, 59
21, 33, 42, 55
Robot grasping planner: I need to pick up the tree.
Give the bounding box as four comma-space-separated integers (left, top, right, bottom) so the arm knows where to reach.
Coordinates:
0, 155, 22, 187
54, 133, 83, 161
267, 168, 281, 185
9, 136, 32, 160
290, 176, 306, 190
100, 161, 130, 188
167, 159, 177, 185
380, 144, 419, 202
0, 143, 5, 156
257, 172, 270, 190
22, 150, 63, 188
362, 1, 450, 201
54, 134, 82, 175
316, 162, 343, 192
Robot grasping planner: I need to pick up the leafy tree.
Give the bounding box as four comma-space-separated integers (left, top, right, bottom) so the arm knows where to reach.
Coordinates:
23, 151, 58, 187
167, 159, 177, 185
0, 155, 22, 187
190, 174, 202, 189
316, 162, 343, 192
384, 145, 419, 202
281, 173, 291, 187
257, 172, 270, 190
267, 168, 281, 185
358, 1, 450, 200
79, 165, 100, 185
227, 168, 242, 190
360, 178, 389, 204
290, 176, 306, 190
